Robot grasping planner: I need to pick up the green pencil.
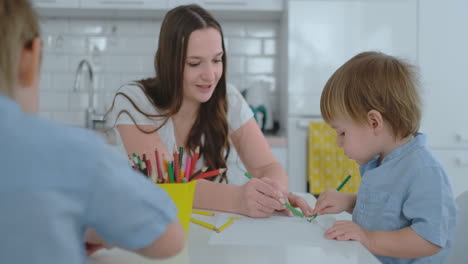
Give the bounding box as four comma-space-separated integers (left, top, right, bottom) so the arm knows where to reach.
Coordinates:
244, 172, 306, 219
167, 161, 175, 183
311, 174, 352, 220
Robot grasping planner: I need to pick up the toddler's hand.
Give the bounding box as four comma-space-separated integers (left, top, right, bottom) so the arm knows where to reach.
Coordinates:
311, 189, 354, 216
324, 220, 371, 249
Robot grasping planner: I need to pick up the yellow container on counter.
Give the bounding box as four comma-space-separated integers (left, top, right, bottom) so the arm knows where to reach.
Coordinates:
157, 181, 196, 237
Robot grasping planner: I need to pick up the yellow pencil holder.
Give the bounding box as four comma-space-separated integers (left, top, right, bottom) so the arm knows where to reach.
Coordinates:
157, 181, 196, 237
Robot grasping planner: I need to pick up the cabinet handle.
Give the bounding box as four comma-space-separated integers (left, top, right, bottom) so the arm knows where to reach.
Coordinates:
98, 1, 145, 5
204, 1, 247, 6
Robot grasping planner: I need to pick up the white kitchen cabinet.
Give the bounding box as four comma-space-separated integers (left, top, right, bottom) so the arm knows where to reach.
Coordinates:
200, 0, 282, 11
80, 0, 167, 9
419, 0, 468, 195
287, 0, 418, 116
31, 0, 79, 8
419, 0, 468, 149
286, 0, 418, 193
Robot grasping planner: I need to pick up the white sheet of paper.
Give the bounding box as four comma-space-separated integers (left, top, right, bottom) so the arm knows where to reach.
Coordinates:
208, 212, 338, 247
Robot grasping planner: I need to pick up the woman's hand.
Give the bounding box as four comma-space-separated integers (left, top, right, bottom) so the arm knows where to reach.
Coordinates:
238, 177, 286, 218
310, 189, 356, 216
259, 177, 313, 217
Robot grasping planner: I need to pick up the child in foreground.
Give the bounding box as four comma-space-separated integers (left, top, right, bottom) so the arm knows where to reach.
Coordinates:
311, 51, 456, 264
0, 0, 184, 262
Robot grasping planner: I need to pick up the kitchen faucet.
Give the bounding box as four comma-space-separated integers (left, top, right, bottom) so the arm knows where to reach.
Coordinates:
73, 59, 105, 129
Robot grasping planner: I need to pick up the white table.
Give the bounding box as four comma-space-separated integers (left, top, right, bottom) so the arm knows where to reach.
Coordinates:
89, 193, 380, 264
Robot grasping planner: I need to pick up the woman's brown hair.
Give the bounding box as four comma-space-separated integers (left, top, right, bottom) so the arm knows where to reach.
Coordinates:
109, 4, 230, 183
320, 51, 421, 139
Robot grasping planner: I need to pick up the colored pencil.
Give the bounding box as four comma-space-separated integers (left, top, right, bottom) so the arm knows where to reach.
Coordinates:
190, 217, 216, 231
162, 155, 168, 173
184, 157, 191, 182
145, 159, 153, 179
131, 153, 140, 171
173, 145, 180, 183
133, 153, 143, 170
167, 161, 174, 183
193, 168, 226, 180
179, 146, 184, 166
311, 175, 352, 220
192, 210, 214, 216
189, 146, 200, 178
215, 219, 235, 233
142, 154, 149, 178
155, 149, 163, 183
189, 166, 208, 181
336, 175, 352, 192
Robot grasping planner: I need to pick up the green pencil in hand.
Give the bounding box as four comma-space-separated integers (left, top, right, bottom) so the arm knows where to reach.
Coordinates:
310, 174, 352, 220
244, 172, 308, 220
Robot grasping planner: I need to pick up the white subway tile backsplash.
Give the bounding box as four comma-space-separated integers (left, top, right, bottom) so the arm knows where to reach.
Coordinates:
122, 73, 150, 83
263, 39, 277, 55
246, 57, 275, 74
39, 16, 280, 127
51, 111, 86, 127
227, 38, 262, 55
103, 55, 146, 72
66, 36, 88, 54
100, 73, 125, 93
222, 23, 246, 37
39, 73, 51, 91
87, 36, 108, 54
68, 20, 107, 35
107, 36, 158, 54
40, 18, 69, 35
40, 92, 70, 111
227, 57, 245, 74
41, 34, 55, 53
42, 54, 70, 72
68, 92, 89, 111
246, 22, 278, 38
51, 73, 74, 91
138, 20, 162, 39
108, 19, 161, 38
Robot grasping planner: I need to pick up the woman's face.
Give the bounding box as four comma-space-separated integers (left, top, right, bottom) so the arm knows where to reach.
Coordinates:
183, 27, 223, 104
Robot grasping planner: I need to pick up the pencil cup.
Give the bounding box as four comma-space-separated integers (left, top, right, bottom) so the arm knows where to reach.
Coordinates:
157, 181, 196, 237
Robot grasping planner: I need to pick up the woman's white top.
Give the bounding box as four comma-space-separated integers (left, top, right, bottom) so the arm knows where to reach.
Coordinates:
107, 83, 253, 185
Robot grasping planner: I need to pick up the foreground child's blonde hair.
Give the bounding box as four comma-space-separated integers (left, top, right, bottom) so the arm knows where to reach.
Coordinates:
0, 0, 40, 97
320, 51, 421, 139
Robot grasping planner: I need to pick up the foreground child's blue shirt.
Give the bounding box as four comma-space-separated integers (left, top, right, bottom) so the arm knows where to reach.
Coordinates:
0, 96, 177, 264
353, 133, 456, 264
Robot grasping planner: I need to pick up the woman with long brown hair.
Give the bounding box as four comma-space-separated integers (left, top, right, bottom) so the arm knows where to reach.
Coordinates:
107, 4, 312, 218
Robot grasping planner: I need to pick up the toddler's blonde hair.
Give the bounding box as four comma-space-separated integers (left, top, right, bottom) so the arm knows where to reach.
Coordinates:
320, 51, 421, 139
